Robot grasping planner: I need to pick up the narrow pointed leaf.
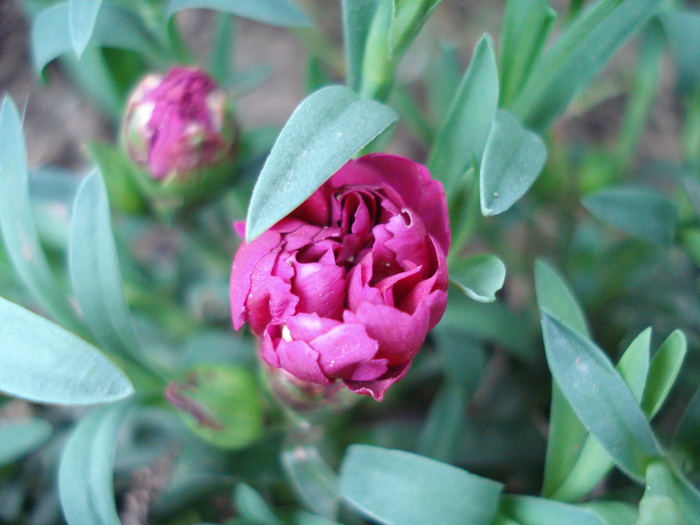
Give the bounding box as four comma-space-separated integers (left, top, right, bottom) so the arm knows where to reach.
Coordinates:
342, 0, 379, 92
70, 170, 142, 361
282, 443, 338, 519
500, 494, 607, 525
673, 386, 700, 476
246, 86, 397, 241
32, 3, 156, 73
0, 97, 83, 333
428, 34, 498, 196
339, 445, 503, 525
480, 110, 547, 216
450, 253, 506, 303
0, 419, 52, 466
549, 328, 651, 502
0, 296, 133, 405
582, 186, 677, 246
510, 0, 664, 129
59, 402, 129, 525
641, 330, 686, 417
168, 0, 310, 27
235, 484, 283, 525
69, 0, 102, 58
541, 312, 662, 480
535, 259, 589, 496
535, 259, 589, 336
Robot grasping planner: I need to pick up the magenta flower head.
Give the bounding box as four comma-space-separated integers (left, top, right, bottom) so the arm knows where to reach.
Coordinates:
230, 154, 450, 401
122, 67, 236, 185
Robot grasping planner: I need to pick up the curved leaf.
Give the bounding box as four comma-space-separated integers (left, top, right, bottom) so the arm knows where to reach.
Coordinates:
59, 402, 129, 525
0, 96, 82, 333
339, 445, 503, 525
450, 253, 506, 303
427, 33, 499, 196
480, 110, 547, 216
0, 296, 133, 405
168, 0, 310, 28
499, 494, 606, 525
69, 169, 142, 360
541, 311, 662, 481
69, 0, 102, 58
582, 186, 677, 246
32, 3, 156, 72
0, 419, 53, 466
245, 86, 397, 241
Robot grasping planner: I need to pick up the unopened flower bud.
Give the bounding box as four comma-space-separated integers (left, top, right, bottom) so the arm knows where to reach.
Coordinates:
121, 67, 236, 205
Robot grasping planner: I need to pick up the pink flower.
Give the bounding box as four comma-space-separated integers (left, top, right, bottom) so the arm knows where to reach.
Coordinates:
230, 154, 450, 400
122, 67, 235, 181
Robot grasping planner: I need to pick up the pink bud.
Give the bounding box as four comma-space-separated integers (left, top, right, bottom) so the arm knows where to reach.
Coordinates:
230, 154, 450, 401
122, 67, 235, 182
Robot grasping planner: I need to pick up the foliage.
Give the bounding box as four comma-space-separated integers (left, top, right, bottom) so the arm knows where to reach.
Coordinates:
1, 0, 700, 523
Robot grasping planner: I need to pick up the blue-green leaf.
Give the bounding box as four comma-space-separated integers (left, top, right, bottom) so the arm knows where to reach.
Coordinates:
234, 484, 283, 525
339, 445, 503, 525
673, 386, 700, 476
582, 186, 677, 246
450, 253, 506, 303
0, 296, 134, 405
660, 9, 700, 92
541, 312, 662, 481
535, 259, 589, 497
168, 0, 310, 28
282, 442, 338, 519
32, 3, 156, 73
480, 110, 547, 216
510, 0, 664, 129
69, 169, 142, 361
342, 0, 379, 93
69, 0, 102, 58
245, 86, 397, 241
642, 330, 686, 417
427, 34, 498, 196
499, 494, 606, 525
415, 381, 470, 463
0, 419, 52, 466
0, 96, 82, 333
58, 402, 129, 525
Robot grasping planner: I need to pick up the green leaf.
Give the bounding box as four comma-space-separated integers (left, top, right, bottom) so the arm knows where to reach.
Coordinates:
541, 312, 662, 481
548, 328, 651, 502
342, 0, 379, 93
534, 259, 589, 496
0, 296, 134, 404
415, 381, 470, 463
660, 9, 700, 92
672, 386, 700, 476
582, 186, 677, 246
69, 0, 102, 58
282, 441, 338, 519
510, 0, 664, 130
234, 484, 283, 525
0, 96, 82, 333
499, 494, 606, 525
480, 110, 547, 216
245, 86, 397, 241
580, 502, 638, 525
427, 34, 499, 196
637, 462, 682, 525
69, 170, 142, 362
58, 401, 129, 525
450, 253, 506, 302
498, 0, 556, 107
32, 3, 157, 73
167, 0, 310, 27
642, 330, 687, 417
339, 445, 503, 525
0, 419, 52, 466
86, 142, 147, 215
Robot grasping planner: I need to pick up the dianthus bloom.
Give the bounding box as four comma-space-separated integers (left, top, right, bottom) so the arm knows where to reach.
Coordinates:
122, 67, 235, 181
230, 154, 450, 400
